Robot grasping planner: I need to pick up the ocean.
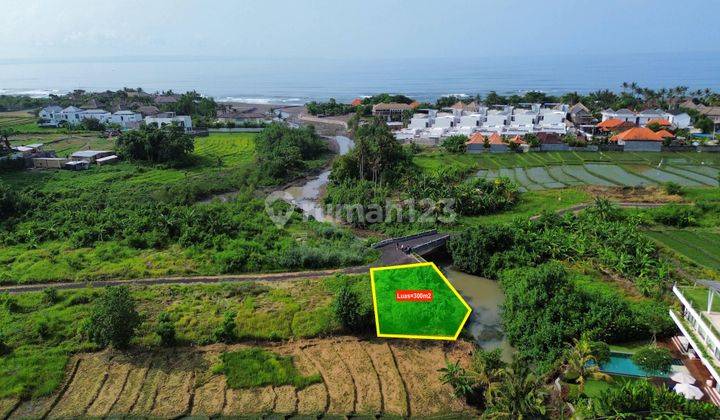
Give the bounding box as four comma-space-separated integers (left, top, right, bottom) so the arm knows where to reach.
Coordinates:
0, 51, 718, 105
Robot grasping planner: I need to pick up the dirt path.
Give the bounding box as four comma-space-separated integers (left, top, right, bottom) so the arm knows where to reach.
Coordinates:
5, 337, 477, 419
0, 201, 669, 294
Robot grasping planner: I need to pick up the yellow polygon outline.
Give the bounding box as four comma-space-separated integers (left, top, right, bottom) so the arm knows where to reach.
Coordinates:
369, 262, 472, 341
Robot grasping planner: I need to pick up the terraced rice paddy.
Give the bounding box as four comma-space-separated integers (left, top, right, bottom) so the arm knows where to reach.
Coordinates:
0, 115, 36, 129
473, 153, 719, 191
0, 338, 476, 418
194, 133, 255, 167
646, 229, 720, 272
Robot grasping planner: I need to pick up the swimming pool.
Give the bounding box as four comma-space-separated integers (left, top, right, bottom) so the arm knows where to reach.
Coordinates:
599, 352, 679, 377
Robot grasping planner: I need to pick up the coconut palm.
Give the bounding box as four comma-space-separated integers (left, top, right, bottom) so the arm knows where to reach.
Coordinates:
564, 337, 611, 394
484, 358, 547, 419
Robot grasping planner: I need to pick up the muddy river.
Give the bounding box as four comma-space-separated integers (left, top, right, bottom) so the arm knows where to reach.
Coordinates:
281, 135, 354, 222
281, 135, 512, 358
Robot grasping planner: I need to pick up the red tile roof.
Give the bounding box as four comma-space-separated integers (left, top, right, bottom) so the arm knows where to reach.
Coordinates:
510, 135, 526, 145
466, 132, 486, 144
597, 118, 628, 129
655, 129, 675, 138
610, 127, 664, 142
351, 98, 363, 106
488, 133, 504, 145
646, 118, 671, 127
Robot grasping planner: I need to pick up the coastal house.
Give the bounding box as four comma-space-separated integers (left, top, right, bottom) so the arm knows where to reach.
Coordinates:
670, 283, 720, 403
70, 150, 114, 163
487, 132, 509, 153
483, 109, 512, 133
372, 102, 414, 122
408, 113, 431, 130
669, 111, 692, 129
217, 106, 270, 124
537, 132, 569, 152
136, 105, 161, 117
81, 109, 112, 124
656, 129, 675, 139
39, 105, 62, 121
144, 112, 193, 132
350, 98, 363, 107
56, 106, 84, 125
465, 132, 487, 153
601, 108, 636, 123
537, 109, 567, 133
569, 103, 594, 125
610, 127, 663, 151
110, 110, 143, 129
597, 118, 635, 132
154, 94, 180, 105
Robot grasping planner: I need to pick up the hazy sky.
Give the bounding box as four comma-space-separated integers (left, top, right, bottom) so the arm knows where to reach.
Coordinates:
2, 0, 719, 61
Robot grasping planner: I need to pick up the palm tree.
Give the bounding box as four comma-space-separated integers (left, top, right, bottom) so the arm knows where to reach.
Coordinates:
485, 358, 547, 419
564, 337, 611, 394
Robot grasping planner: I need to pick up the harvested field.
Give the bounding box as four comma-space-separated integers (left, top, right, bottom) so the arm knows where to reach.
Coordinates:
391, 342, 466, 416
6, 337, 475, 418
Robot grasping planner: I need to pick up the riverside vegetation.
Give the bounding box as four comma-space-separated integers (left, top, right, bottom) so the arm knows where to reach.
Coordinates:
0, 124, 375, 284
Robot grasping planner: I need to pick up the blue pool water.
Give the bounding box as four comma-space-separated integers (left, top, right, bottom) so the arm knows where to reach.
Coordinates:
599, 352, 678, 377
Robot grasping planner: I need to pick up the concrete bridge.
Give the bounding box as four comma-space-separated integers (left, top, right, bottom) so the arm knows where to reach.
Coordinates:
372, 230, 450, 265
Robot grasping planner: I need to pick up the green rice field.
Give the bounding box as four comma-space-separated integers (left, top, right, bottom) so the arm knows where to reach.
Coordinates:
417, 152, 720, 191
646, 229, 720, 271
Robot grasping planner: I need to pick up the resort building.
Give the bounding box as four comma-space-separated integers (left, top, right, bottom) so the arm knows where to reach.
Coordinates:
486, 133, 509, 153
372, 102, 415, 122
671, 283, 720, 404
569, 103, 594, 126
144, 112, 194, 132
110, 110, 143, 128
601, 108, 690, 129
610, 127, 664, 151
39, 105, 62, 121
465, 132, 486, 153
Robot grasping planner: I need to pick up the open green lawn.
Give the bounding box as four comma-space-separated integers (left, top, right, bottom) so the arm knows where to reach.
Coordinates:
195, 133, 256, 167
215, 347, 321, 390
0, 274, 363, 398
458, 188, 590, 226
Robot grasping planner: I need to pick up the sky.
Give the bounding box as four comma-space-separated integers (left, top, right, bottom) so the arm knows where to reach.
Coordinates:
1, 0, 719, 62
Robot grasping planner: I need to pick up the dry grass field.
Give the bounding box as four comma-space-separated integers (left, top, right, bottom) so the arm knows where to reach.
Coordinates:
0, 337, 476, 418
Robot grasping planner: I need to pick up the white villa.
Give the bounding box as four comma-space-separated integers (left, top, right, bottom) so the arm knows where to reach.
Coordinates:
671, 283, 720, 405
601, 108, 691, 129
144, 112, 193, 132
39, 106, 142, 129
395, 102, 569, 142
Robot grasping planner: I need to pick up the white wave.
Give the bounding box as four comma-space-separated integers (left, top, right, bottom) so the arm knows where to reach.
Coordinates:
440, 93, 469, 98
217, 96, 306, 105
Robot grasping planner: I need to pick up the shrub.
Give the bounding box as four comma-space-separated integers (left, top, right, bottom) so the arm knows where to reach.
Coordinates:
631, 345, 673, 376
35, 318, 51, 341
333, 283, 371, 333
213, 310, 237, 343
155, 312, 176, 346
42, 287, 59, 305
0, 333, 10, 355
441, 135, 468, 153
116, 124, 194, 164
663, 181, 685, 196
652, 204, 699, 227
85, 286, 141, 349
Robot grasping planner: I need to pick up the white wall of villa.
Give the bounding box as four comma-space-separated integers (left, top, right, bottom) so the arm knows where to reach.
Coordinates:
672, 285, 720, 391
395, 103, 569, 141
